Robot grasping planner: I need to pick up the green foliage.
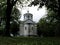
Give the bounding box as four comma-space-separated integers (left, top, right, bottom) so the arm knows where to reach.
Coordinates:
10, 7, 21, 36
29, 0, 59, 12
37, 9, 59, 37
0, 2, 6, 17
10, 21, 19, 36
0, 1, 7, 35
0, 0, 21, 36
11, 7, 21, 21
0, 0, 6, 3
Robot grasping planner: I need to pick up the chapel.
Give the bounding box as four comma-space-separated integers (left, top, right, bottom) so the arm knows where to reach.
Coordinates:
19, 11, 37, 36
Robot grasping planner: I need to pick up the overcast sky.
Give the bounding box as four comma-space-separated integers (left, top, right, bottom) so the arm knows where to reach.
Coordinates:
20, 5, 47, 23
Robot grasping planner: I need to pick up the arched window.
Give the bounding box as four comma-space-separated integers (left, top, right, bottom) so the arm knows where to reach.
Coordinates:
28, 15, 29, 19
25, 27, 27, 30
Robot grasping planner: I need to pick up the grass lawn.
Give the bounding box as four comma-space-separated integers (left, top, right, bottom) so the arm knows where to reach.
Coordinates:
0, 36, 60, 45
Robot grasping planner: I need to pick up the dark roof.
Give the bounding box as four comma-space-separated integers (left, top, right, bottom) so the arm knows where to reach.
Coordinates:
24, 12, 33, 16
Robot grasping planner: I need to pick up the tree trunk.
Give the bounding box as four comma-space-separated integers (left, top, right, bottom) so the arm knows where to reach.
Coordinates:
4, 0, 17, 36
5, 0, 13, 36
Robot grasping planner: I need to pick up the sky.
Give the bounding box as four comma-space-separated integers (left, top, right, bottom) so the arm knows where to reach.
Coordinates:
20, 5, 47, 23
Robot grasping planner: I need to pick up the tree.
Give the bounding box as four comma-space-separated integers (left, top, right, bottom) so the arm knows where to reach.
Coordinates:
0, 1, 6, 25
0, 0, 20, 36
10, 21, 20, 36
11, 6, 21, 22
5, 0, 18, 36
0, 1, 7, 35
37, 8, 60, 37
10, 6, 21, 36
37, 18, 55, 37
0, 1, 21, 36
46, 9, 60, 37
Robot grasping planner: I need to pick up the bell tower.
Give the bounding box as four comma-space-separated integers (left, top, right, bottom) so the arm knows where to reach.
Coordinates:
24, 11, 33, 21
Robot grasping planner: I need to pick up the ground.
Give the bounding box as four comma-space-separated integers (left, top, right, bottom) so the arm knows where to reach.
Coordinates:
0, 36, 60, 45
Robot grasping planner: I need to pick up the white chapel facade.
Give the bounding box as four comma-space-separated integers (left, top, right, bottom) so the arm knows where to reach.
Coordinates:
19, 11, 37, 36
